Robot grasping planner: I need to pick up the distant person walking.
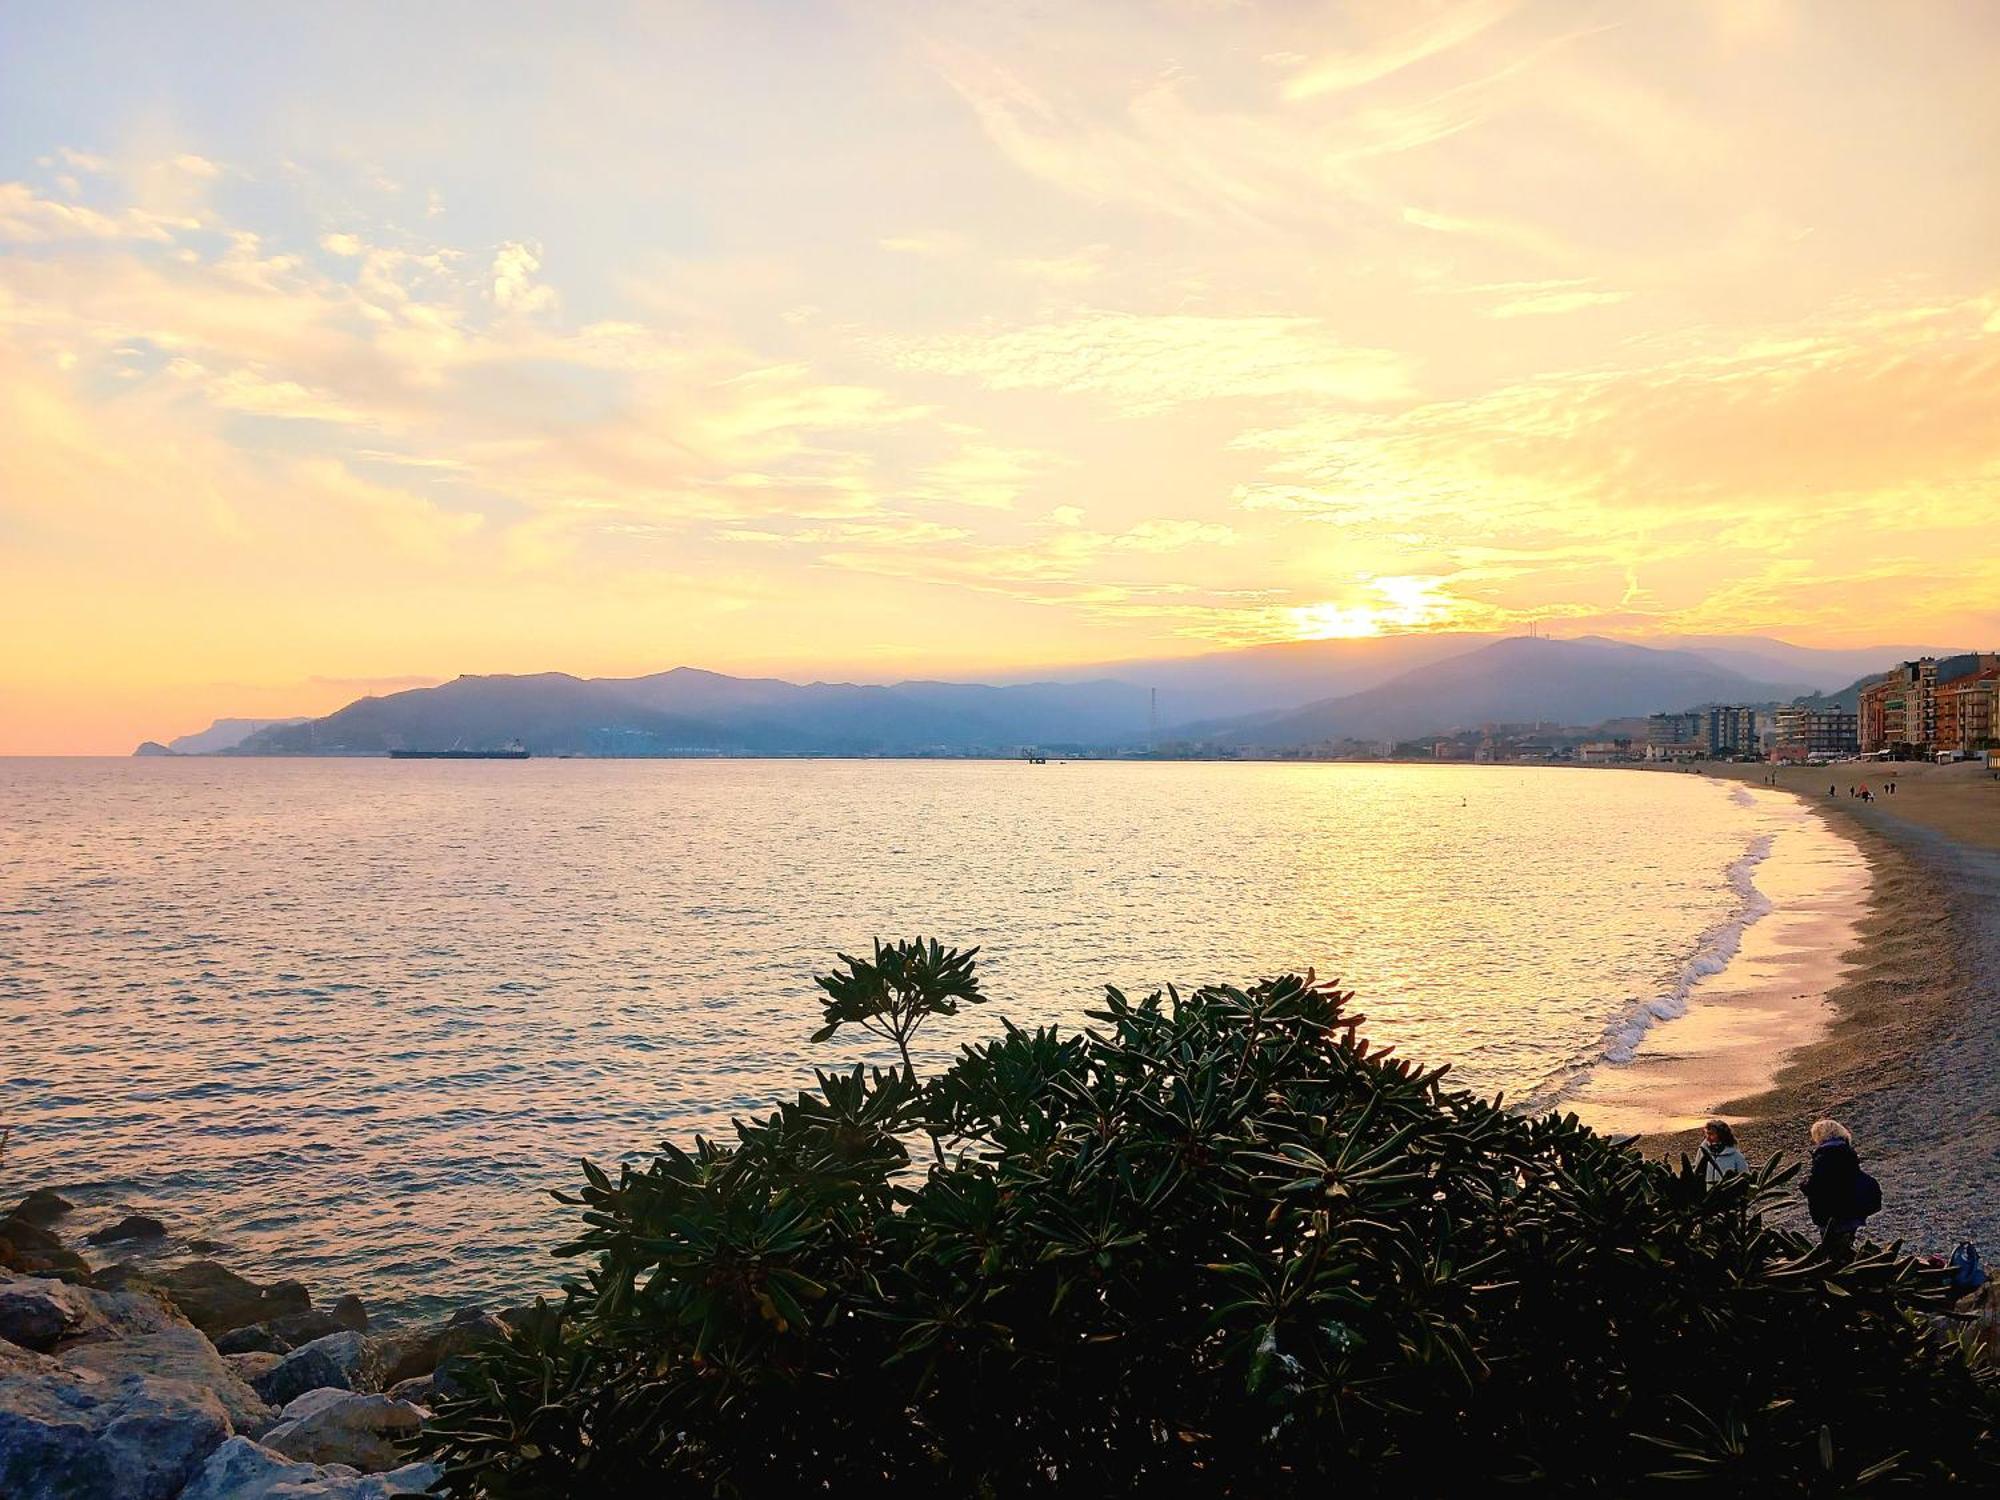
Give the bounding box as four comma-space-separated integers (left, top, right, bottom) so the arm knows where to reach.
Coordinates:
1803, 1118, 1881, 1262
1698, 1119, 1750, 1182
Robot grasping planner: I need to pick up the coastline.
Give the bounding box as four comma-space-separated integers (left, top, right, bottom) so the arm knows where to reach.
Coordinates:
1631, 760, 2000, 1250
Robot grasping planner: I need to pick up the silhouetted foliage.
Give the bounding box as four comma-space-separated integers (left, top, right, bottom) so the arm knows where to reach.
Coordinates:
420, 944, 1999, 1496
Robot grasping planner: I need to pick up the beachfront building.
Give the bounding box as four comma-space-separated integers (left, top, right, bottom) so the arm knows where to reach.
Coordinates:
1576, 739, 1635, 764
1773, 706, 1859, 761
1706, 705, 1759, 758
1859, 654, 2000, 755
1936, 661, 2000, 754
1645, 710, 1706, 759
1859, 659, 1938, 754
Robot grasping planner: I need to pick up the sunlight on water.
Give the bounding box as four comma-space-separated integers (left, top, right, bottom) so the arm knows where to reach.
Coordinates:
0, 758, 1839, 1318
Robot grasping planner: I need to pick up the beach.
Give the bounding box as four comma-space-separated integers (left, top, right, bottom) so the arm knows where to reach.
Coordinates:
1634, 759, 2000, 1251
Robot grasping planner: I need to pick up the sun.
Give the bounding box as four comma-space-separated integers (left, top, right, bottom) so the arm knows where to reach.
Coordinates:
1285, 576, 1458, 640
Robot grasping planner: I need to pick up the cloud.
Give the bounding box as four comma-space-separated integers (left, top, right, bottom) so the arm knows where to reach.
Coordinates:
878, 231, 967, 256
882, 311, 1413, 411
0, 182, 179, 244
491, 241, 556, 314
1283, 0, 1518, 101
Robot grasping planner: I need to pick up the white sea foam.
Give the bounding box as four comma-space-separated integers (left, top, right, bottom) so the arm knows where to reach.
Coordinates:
1599, 831, 1776, 1065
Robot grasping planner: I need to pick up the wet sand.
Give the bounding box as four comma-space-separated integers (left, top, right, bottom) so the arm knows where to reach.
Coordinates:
1632, 759, 2000, 1250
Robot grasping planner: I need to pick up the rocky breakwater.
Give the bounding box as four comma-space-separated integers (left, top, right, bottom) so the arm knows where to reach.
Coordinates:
0, 1191, 526, 1499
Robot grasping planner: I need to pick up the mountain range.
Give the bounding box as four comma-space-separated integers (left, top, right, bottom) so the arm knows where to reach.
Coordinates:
157, 633, 1960, 759
1205, 636, 1809, 748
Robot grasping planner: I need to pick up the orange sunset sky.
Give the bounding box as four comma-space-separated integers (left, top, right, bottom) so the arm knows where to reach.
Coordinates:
2, 1, 1997, 753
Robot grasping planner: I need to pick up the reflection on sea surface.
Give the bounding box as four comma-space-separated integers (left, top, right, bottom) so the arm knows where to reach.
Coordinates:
0, 758, 1829, 1317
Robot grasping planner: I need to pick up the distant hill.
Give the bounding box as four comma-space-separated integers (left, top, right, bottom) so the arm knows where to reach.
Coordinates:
188, 636, 1967, 758
1646, 636, 1970, 695
234, 671, 1152, 757
1006, 633, 1491, 722
165, 716, 310, 755
1013, 631, 1957, 721
1201, 637, 1811, 747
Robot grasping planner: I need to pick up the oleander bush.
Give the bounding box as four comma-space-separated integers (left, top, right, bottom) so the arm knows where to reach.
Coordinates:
420, 940, 2000, 1496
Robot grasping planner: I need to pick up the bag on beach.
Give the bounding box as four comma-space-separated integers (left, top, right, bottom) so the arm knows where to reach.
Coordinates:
1854, 1169, 1883, 1220
1948, 1241, 1987, 1293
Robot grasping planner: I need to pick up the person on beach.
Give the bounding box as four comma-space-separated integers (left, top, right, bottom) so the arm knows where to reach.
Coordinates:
1802, 1118, 1879, 1261
1698, 1119, 1749, 1182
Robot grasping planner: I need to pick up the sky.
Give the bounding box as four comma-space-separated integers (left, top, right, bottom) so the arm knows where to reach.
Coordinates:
2, 1, 1997, 753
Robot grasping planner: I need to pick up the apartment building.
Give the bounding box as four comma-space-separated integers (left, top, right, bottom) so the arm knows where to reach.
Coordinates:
1936, 662, 2000, 753
1860, 654, 2000, 754
1773, 706, 1859, 760
1858, 658, 1939, 753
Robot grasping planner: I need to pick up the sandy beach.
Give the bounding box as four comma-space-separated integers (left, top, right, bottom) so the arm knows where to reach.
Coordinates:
1634, 758, 2000, 1251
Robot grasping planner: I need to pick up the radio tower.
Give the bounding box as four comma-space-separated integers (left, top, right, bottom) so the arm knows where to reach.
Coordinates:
1149, 687, 1158, 750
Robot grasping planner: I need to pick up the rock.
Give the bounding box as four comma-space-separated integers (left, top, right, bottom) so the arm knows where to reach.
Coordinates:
152, 1261, 312, 1337
217, 1323, 294, 1355
2, 1269, 180, 1351
0, 1363, 231, 1500
329, 1294, 370, 1333
225, 1351, 285, 1385
86, 1212, 168, 1246
0, 1277, 89, 1352
60, 1323, 276, 1438
177, 1435, 442, 1499
267, 1294, 367, 1346
189, 1238, 228, 1254
0, 1213, 91, 1281
262, 1388, 429, 1472
8, 1190, 74, 1229
384, 1373, 438, 1408
252, 1331, 384, 1407
377, 1304, 508, 1388
133, 740, 177, 756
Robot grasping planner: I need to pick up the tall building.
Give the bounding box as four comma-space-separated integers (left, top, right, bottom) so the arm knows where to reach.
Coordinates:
1858, 659, 1939, 754
1774, 706, 1858, 759
1645, 710, 1707, 760
1705, 705, 1758, 757
1935, 657, 2000, 754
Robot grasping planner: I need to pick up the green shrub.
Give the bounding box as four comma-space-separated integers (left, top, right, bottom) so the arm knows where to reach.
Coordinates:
420, 943, 1999, 1496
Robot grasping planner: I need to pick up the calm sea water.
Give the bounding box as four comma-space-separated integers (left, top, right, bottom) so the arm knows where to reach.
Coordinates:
0, 759, 1840, 1320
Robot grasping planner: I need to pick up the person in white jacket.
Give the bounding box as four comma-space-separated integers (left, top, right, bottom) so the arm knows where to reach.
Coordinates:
1698, 1119, 1750, 1182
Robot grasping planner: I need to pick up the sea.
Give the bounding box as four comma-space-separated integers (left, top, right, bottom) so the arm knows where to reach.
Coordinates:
0, 757, 1859, 1320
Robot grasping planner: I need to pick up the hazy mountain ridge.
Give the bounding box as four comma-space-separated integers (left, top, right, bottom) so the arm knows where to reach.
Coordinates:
235, 671, 1152, 756
1200, 637, 1813, 748
186, 634, 1948, 758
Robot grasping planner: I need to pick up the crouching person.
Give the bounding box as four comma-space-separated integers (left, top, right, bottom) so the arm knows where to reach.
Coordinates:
1802, 1118, 1881, 1262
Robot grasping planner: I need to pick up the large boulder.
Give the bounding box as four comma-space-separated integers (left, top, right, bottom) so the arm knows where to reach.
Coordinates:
7, 1190, 74, 1229
0, 1269, 181, 1352
178, 1435, 441, 1499
376, 1306, 508, 1388
226, 1351, 285, 1386
252, 1331, 384, 1408
262, 1388, 428, 1472
86, 1213, 168, 1246
0, 1277, 91, 1352
150, 1261, 312, 1337
61, 1323, 276, 1437
0, 1362, 231, 1500
0, 1212, 90, 1281
217, 1323, 293, 1356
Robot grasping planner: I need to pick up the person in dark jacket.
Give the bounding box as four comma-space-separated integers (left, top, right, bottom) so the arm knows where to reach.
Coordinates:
1802, 1118, 1872, 1260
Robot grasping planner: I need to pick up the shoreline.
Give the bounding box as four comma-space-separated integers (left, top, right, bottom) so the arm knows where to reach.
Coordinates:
1629, 760, 2000, 1251
1563, 784, 1870, 1140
